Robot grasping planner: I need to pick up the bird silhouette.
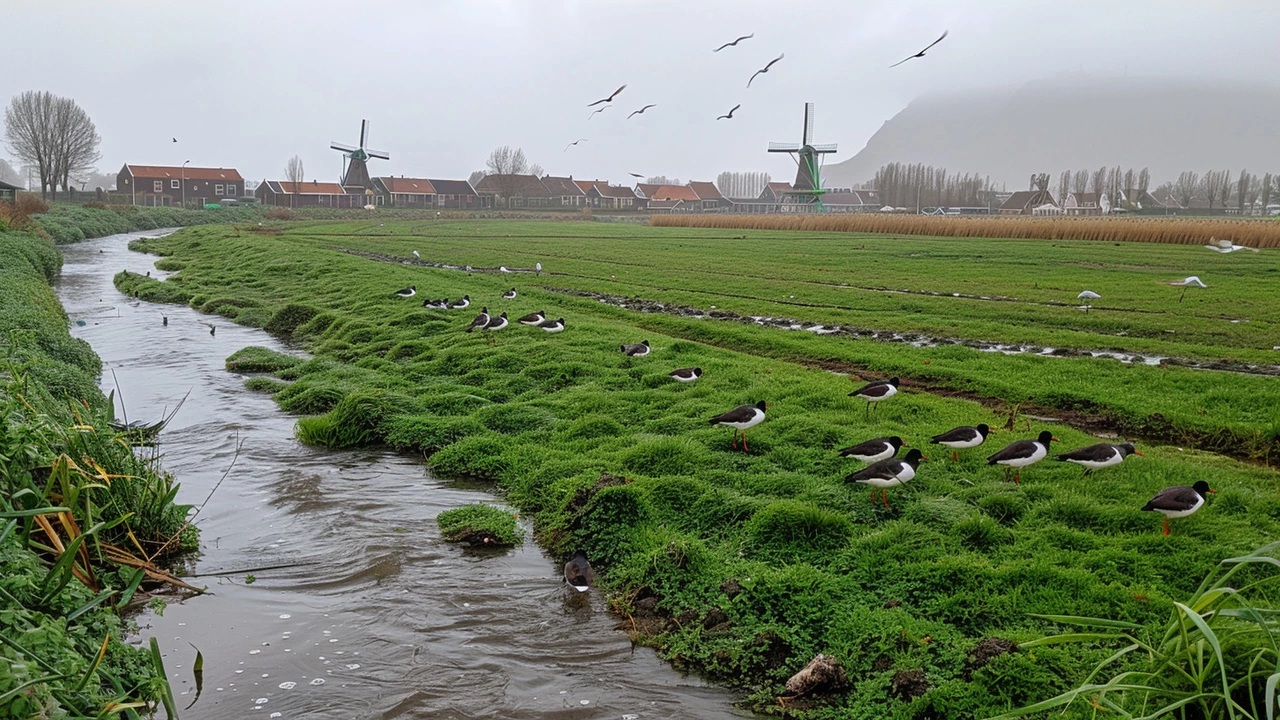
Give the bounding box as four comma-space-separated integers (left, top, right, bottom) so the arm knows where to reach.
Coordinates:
586, 84, 627, 107
628, 172, 644, 178
889, 30, 949, 67
564, 138, 587, 152
717, 104, 741, 120
588, 105, 612, 119
713, 33, 754, 52
172, 137, 178, 143
627, 104, 657, 119
747, 54, 784, 88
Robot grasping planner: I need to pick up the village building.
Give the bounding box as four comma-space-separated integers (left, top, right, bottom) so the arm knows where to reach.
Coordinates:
578, 181, 640, 210
1063, 191, 1101, 215
540, 176, 588, 207
117, 164, 244, 207
254, 180, 363, 208
474, 174, 555, 208
687, 181, 730, 212
372, 177, 436, 208
0, 179, 19, 204
427, 179, 485, 209
997, 190, 1057, 216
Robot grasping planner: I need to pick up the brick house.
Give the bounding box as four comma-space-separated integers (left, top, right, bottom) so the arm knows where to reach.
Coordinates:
575, 180, 641, 210
117, 164, 244, 207
427, 179, 486, 209
372, 177, 436, 208
255, 180, 362, 208
687, 181, 729, 212
997, 190, 1057, 216
540, 176, 588, 207
474, 174, 554, 208
1063, 191, 1101, 215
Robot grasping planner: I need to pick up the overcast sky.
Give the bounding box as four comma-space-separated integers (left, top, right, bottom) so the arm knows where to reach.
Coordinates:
4, 1, 1278, 187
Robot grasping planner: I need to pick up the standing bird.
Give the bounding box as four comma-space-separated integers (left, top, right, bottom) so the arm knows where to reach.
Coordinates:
987, 430, 1059, 484
708, 401, 768, 453
540, 318, 566, 333
1077, 290, 1100, 314
465, 307, 490, 332
412, 250, 421, 260
564, 138, 587, 152
586, 84, 627, 107
846, 449, 927, 509
747, 53, 785, 88
713, 32, 754, 52
1056, 442, 1144, 476
621, 340, 650, 357
162, 315, 168, 326
484, 312, 509, 331
929, 424, 990, 461
838, 436, 907, 464
517, 310, 546, 326
717, 104, 741, 120
499, 266, 512, 273
449, 295, 471, 310
1142, 481, 1214, 536
849, 377, 899, 414
588, 105, 612, 119
392, 285, 417, 299
503, 288, 517, 300
564, 552, 595, 593
627, 104, 657, 119
670, 367, 702, 383
1166, 276, 1207, 303
888, 30, 949, 68
535, 262, 543, 276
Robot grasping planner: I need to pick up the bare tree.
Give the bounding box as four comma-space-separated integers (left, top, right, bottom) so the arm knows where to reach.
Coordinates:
1057, 171, 1070, 204
1236, 170, 1252, 213
4, 91, 101, 200
1260, 173, 1274, 213
484, 145, 530, 205
645, 175, 678, 185
1137, 167, 1151, 196
1217, 170, 1233, 210
1090, 166, 1107, 197
0, 157, 19, 184
1029, 172, 1049, 191
529, 163, 544, 178
1153, 181, 1175, 207
1200, 171, 1221, 211
52, 99, 101, 193
468, 170, 486, 186
1072, 169, 1089, 194
1174, 171, 1199, 209
284, 155, 305, 208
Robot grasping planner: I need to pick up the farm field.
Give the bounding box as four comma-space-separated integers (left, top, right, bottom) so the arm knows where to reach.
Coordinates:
117, 220, 1280, 718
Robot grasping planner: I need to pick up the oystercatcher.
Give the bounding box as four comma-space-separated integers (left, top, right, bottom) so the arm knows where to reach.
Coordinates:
930, 424, 990, 461
392, 285, 416, 299
621, 340, 650, 357
422, 298, 448, 310
1142, 481, 1214, 535
465, 307, 490, 333
563, 552, 595, 593
846, 449, 926, 509
484, 312, 509, 331
517, 310, 546, 326
1056, 442, 1143, 476
540, 318, 566, 333
670, 367, 702, 382
986, 430, 1058, 484
838, 436, 906, 463
503, 288, 517, 300
709, 401, 767, 452
449, 295, 471, 309
849, 377, 899, 414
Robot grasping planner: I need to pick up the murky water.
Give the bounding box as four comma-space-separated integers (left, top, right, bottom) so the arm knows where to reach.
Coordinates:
55, 231, 748, 720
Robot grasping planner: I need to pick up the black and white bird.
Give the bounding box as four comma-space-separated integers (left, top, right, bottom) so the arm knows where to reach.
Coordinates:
889, 29, 949, 67
708, 401, 767, 453
540, 317, 566, 333
986, 430, 1058, 484
392, 285, 416, 298
586, 84, 626, 107
1056, 442, 1144, 475
564, 552, 596, 593
627, 104, 657, 119
747, 53, 784, 88
670, 367, 702, 382
717, 104, 741, 120
838, 436, 906, 463
713, 32, 754, 52
1166, 276, 1207, 303
517, 310, 546, 326
449, 295, 471, 310
484, 312, 509, 331
621, 340, 650, 357
503, 288, 517, 300
929, 424, 990, 461
423, 298, 449, 310
849, 377, 899, 413
846, 449, 927, 509
465, 307, 490, 333
1142, 481, 1214, 535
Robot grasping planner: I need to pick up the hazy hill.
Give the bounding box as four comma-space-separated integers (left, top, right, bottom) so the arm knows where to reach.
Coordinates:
824, 75, 1280, 189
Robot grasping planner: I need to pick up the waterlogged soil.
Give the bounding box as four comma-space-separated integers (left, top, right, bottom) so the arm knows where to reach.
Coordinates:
56, 231, 749, 719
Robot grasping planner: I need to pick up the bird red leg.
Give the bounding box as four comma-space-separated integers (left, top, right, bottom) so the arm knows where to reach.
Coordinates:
730, 429, 738, 449
742, 432, 749, 454
1163, 517, 1170, 536
882, 491, 891, 510
869, 489, 877, 505
1014, 470, 1021, 485
952, 450, 959, 462
1003, 467, 1010, 483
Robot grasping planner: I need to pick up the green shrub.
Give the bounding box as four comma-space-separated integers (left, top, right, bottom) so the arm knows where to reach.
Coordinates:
743, 500, 852, 565
225, 346, 303, 373
436, 504, 521, 546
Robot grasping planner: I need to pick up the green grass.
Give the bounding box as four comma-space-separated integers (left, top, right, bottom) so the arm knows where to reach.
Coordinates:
121, 220, 1280, 718
34, 203, 264, 243
436, 504, 521, 547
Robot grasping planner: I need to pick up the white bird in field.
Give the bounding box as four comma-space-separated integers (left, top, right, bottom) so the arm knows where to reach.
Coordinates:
500, 266, 511, 273
1205, 238, 1259, 253
1165, 276, 1207, 303
1077, 290, 1101, 300
412, 250, 420, 259
535, 262, 542, 276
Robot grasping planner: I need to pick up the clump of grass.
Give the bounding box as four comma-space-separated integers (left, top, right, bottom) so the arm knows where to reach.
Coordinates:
225, 346, 303, 373
743, 500, 852, 565
436, 504, 521, 547
113, 270, 192, 304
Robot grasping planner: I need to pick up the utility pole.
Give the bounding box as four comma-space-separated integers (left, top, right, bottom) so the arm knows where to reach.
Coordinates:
181, 160, 190, 208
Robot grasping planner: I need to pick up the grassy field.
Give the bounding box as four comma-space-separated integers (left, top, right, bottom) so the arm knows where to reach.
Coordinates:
119, 220, 1280, 718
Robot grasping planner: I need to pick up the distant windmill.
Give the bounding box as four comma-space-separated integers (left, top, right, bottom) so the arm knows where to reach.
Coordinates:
768, 102, 838, 211
331, 119, 390, 192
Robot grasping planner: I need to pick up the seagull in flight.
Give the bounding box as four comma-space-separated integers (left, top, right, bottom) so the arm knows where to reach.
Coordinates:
588, 105, 612, 119
586, 84, 627, 107
628, 173, 644, 178
717, 104, 741, 120
889, 30, 949, 67
564, 138, 587, 152
172, 137, 178, 143
713, 33, 754, 52
628, 104, 657, 119
1205, 238, 1259, 253
747, 54, 784, 88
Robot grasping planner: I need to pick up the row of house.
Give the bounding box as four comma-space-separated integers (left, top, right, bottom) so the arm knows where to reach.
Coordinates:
994, 188, 1170, 216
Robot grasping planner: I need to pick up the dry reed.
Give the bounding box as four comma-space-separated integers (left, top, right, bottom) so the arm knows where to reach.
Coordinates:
651, 213, 1280, 248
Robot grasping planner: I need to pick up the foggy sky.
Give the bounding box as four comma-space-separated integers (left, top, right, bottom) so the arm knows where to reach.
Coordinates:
4, 1, 1278, 188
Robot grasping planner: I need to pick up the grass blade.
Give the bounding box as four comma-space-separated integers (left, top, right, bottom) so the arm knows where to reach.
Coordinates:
183, 642, 204, 710
1026, 613, 1145, 630
71, 633, 111, 692
67, 588, 115, 622
115, 567, 147, 610
1172, 602, 1234, 720
149, 637, 179, 719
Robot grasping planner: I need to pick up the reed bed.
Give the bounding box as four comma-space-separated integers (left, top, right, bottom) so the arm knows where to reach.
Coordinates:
652, 213, 1280, 247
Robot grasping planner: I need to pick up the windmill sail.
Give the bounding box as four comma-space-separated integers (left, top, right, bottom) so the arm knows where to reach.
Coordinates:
767, 102, 838, 209
331, 118, 391, 191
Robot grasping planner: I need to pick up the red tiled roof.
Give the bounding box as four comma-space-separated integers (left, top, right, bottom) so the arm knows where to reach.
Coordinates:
635, 183, 660, 198
267, 180, 349, 195
687, 181, 723, 200
648, 185, 699, 201
379, 177, 436, 194
126, 165, 242, 182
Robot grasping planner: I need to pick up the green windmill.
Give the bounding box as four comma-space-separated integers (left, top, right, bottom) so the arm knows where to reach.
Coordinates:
330, 119, 390, 193
768, 102, 838, 211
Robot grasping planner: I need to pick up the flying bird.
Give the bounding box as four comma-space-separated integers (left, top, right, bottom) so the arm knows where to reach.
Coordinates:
889, 30, 949, 67
628, 173, 644, 179
713, 33, 754, 52
564, 138, 587, 152
172, 137, 178, 143
1206, 238, 1258, 253
588, 105, 612, 119
628, 104, 657, 119
586, 84, 627, 107
717, 104, 741, 120
747, 54, 784, 88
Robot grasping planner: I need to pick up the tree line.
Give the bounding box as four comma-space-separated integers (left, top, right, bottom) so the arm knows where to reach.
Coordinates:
715, 171, 772, 199
872, 162, 999, 209
3, 91, 101, 199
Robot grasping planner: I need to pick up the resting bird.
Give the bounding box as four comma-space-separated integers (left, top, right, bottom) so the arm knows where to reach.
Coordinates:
449, 295, 471, 309
1056, 442, 1143, 476
670, 367, 702, 383
929, 424, 990, 461
392, 285, 416, 298
709, 401, 767, 453
621, 340, 650, 357
846, 449, 926, 509
564, 552, 595, 592
503, 288, 517, 300
465, 307, 490, 332
517, 310, 546, 326
540, 317, 566, 333
484, 312, 509, 331
1142, 481, 1214, 535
